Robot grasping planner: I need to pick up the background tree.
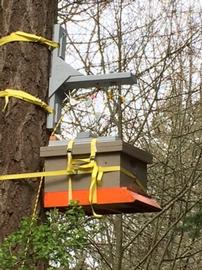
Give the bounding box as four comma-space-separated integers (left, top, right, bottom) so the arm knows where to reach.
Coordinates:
58, 0, 202, 269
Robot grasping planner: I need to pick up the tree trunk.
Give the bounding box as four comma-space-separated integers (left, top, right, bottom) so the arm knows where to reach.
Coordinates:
0, 0, 57, 245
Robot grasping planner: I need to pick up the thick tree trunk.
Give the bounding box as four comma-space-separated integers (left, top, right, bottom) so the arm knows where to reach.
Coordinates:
0, 0, 57, 245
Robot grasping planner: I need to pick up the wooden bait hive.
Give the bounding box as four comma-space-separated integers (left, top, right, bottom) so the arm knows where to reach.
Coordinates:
40, 137, 161, 215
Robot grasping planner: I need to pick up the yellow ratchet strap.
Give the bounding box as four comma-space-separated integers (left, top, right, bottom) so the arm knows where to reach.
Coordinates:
0, 89, 53, 113
66, 138, 101, 217
70, 138, 101, 217
0, 166, 145, 192
0, 170, 69, 181
0, 169, 95, 181
88, 139, 102, 218
0, 31, 59, 49
0, 138, 146, 217
88, 138, 98, 204
67, 140, 74, 202
97, 166, 146, 193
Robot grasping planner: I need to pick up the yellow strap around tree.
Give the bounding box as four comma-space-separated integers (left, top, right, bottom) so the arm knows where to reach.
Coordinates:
0, 31, 59, 49
0, 89, 53, 113
0, 170, 69, 181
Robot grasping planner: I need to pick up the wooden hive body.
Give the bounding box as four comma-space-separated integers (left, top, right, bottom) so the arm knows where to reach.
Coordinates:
40, 137, 161, 214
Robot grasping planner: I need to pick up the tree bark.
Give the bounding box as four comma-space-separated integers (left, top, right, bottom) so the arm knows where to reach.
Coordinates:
0, 0, 57, 245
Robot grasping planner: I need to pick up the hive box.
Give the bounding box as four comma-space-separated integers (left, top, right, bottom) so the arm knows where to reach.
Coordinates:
40, 137, 161, 214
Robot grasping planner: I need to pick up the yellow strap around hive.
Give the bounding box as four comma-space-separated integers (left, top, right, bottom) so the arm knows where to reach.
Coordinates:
88, 139, 98, 204
97, 166, 146, 193
0, 164, 145, 217
0, 137, 146, 218
69, 139, 99, 203
0, 169, 98, 183
65, 138, 101, 217
72, 138, 97, 167
0, 89, 53, 113
88, 139, 102, 218
0, 31, 59, 49
67, 140, 74, 202
0, 165, 144, 190
90, 138, 97, 160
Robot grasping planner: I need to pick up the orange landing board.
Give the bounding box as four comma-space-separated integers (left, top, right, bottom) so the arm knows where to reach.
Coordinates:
44, 187, 161, 214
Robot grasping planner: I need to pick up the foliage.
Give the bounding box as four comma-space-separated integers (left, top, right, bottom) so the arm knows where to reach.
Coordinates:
182, 206, 202, 238
0, 202, 97, 270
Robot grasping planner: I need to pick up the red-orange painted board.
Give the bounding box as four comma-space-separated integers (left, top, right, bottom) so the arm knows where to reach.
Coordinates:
44, 187, 160, 211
